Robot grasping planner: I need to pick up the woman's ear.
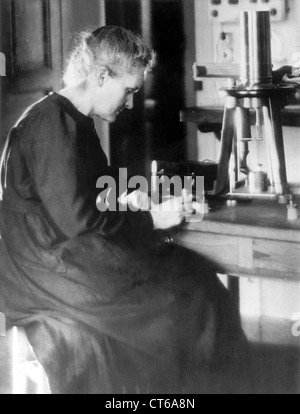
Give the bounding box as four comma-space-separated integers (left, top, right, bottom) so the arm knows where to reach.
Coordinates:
96, 67, 110, 87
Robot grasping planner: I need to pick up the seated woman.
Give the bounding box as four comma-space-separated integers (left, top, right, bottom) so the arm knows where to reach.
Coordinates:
0, 26, 250, 394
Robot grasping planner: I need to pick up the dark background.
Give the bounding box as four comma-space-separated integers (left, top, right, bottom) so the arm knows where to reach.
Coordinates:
106, 0, 186, 176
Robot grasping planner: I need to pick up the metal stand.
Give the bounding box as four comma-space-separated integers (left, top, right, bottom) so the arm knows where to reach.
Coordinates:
214, 86, 294, 198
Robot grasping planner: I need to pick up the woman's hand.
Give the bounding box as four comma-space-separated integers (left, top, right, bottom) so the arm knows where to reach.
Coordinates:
118, 189, 196, 231
282, 68, 300, 86
118, 190, 150, 211
150, 191, 194, 231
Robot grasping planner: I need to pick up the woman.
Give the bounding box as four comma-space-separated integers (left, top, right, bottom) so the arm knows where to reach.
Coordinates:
0, 26, 249, 394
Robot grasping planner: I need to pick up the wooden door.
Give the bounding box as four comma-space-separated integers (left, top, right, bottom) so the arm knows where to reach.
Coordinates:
0, 0, 63, 146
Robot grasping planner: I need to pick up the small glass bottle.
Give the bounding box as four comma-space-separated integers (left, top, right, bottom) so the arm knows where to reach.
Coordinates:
287, 200, 298, 221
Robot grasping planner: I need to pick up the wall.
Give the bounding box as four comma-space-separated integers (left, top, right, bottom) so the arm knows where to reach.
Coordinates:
193, 0, 221, 162
183, 0, 198, 160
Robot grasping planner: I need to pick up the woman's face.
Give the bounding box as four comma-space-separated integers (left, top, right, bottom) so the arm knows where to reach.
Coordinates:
92, 67, 145, 122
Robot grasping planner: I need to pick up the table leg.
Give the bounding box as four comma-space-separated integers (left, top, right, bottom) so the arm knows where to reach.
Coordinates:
215, 98, 236, 195
228, 276, 242, 326
262, 99, 289, 195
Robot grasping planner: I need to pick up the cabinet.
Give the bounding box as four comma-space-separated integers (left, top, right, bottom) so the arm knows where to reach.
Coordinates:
171, 197, 300, 281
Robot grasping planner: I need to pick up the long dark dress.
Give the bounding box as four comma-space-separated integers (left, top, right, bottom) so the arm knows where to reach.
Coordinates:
0, 93, 250, 394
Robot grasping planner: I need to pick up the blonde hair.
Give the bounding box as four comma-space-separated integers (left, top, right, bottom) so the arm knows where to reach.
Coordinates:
63, 26, 156, 87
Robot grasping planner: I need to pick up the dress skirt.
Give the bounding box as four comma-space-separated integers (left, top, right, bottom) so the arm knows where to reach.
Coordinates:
0, 207, 250, 394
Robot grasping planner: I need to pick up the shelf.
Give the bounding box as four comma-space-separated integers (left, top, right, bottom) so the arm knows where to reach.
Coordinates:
180, 105, 300, 131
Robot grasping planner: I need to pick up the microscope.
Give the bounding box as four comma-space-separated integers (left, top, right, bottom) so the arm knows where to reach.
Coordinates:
194, 10, 296, 202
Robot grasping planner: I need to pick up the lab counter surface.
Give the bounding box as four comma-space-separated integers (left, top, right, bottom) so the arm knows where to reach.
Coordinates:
170, 197, 300, 282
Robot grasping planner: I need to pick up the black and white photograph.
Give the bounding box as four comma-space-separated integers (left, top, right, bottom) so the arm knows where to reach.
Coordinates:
0, 0, 299, 396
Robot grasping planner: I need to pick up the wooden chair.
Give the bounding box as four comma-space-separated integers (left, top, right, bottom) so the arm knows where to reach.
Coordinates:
0, 313, 50, 394
0, 235, 50, 394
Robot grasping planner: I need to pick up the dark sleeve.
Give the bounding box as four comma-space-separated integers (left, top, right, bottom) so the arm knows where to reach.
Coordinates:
272, 66, 293, 85
21, 107, 154, 241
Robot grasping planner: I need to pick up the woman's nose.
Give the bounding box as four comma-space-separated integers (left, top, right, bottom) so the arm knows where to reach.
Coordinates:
126, 94, 134, 110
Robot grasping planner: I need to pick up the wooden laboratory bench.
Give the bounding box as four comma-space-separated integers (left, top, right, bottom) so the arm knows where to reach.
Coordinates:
171, 197, 300, 282
180, 105, 300, 133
